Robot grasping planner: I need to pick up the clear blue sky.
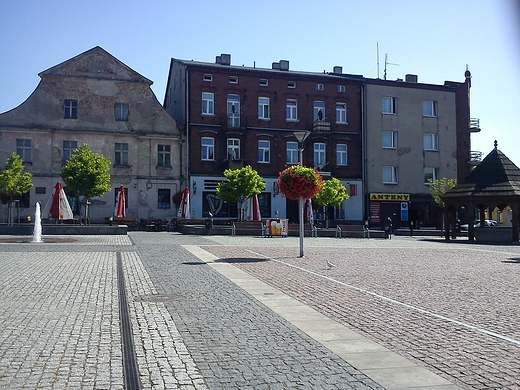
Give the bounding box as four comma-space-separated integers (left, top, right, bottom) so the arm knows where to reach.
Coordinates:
1, 0, 519, 167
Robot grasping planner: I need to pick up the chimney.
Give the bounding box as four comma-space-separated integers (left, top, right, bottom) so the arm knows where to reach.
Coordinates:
333, 66, 342, 74
279, 60, 289, 71
216, 54, 231, 65
405, 74, 418, 83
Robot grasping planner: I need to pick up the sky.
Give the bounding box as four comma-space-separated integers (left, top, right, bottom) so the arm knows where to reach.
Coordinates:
1, 0, 519, 167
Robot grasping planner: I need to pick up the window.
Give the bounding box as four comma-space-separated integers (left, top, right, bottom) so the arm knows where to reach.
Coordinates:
258, 97, 270, 119
229, 76, 238, 84
286, 100, 298, 121
258, 140, 270, 163
424, 133, 438, 150
227, 138, 240, 160
203, 74, 213, 82
316, 83, 324, 91
202, 92, 214, 115
201, 137, 214, 160
259, 79, 268, 87
14, 191, 30, 208
158, 189, 171, 209
286, 141, 298, 164
336, 144, 347, 166
383, 166, 398, 184
314, 101, 325, 122
314, 143, 326, 169
287, 81, 296, 88
424, 168, 438, 184
157, 144, 171, 167
16, 139, 31, 163
227, 94, 240, 127
382, 131, 398, 149
115, 143, 129, 166
382, 97, 396, 114
64, 99, 78, 119
115, 103, 129, 121
63, 140, 78, 162
423, 100, 437, 117
337, 85, 345, 93
336, 103, 347, 123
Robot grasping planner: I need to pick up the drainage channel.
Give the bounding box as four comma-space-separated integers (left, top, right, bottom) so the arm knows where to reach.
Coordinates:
117, 252, 141, 390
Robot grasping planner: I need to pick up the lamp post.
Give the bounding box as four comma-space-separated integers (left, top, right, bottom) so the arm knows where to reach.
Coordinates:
292, 130, 311, 257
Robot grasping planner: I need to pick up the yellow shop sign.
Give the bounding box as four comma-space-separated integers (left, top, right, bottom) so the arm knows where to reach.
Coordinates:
370, 193, 410, 202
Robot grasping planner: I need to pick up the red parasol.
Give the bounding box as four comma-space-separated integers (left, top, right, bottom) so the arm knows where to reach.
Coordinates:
115, 185, 125, 217
43, 182, 74, 220
176, 187, 191, 219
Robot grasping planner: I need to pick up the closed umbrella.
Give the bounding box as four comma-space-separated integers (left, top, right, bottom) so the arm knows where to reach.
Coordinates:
245, 195, 261, 221
42, 182, 74, 220
177, 188, 191, 219
114, 185, 125, 217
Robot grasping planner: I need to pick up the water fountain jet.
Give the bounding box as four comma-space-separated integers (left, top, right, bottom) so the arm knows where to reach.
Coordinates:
32, 202, 43, 243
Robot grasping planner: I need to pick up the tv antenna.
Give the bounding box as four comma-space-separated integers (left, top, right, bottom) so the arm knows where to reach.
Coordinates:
383, 54, 399, 80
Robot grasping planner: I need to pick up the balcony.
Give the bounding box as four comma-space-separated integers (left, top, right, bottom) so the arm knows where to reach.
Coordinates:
470, 118, 481, 133
470, 151, 483, 167
312, 121, 331, 132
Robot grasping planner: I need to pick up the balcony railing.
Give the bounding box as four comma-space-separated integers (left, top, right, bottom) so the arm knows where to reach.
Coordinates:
312, 121, 331, 132
471, 151, 483, 163
470, 118, 480, 132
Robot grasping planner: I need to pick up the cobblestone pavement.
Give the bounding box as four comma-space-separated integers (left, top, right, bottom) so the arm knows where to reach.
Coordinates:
201, 235, 520, 389
1, 232, 518, 389
131, 232, 385, 390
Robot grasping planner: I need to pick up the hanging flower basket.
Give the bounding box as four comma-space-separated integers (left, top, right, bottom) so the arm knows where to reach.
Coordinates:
278, 164, 323, 200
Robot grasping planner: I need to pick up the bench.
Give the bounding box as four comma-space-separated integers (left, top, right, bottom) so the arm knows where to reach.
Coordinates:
232, 221, 265, 236
335, 224, 369, 238
107, 216, 138, 230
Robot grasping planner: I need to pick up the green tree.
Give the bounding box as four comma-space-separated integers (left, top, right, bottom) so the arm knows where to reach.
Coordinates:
61, 143, 111, 222
0, 153, 34, 225
429, 177, 457, 208
314, 177, 350, 228
216, 165, 266, 220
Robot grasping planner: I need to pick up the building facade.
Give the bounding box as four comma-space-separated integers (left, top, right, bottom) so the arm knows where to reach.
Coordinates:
363, 72, 474, 229
164, 55, 364, 223
0, 47, 182, 223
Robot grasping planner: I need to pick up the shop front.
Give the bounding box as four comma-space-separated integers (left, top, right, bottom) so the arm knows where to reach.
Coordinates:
368, 193, 410, 230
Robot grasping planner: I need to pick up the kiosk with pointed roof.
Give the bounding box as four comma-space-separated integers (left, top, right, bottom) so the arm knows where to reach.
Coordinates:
442, 141, 520, 242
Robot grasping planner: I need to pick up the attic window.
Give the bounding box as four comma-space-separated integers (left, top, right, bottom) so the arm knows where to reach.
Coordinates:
64, 100, 78, 119
203, 74, 213, 82
287, 81, 296, 89
259, 79, 268, 87
229, 76, 238, 84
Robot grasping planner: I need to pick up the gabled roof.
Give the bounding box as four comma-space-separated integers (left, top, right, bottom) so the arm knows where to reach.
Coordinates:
443, 145, 520, 198
39, 46, 152, 85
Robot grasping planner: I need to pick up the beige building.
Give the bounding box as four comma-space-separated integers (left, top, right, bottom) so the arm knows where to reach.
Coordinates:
0, 46, 182, 224
364, 73, 472, 229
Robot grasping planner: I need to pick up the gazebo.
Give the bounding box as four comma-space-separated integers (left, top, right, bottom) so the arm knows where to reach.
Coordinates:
442, 141, 520, 242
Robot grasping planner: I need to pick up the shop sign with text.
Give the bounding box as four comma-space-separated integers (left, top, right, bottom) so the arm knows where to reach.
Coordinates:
369, 193, 410, 202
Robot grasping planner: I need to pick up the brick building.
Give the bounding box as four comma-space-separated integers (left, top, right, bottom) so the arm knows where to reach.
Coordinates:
164, 54, 364, 223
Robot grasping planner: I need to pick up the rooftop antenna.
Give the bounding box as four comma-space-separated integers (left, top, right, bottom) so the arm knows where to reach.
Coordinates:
383, 54, 399, 80
377, 43, 380, 79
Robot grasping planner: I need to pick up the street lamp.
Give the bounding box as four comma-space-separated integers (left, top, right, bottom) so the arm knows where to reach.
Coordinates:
293, 130, 311, 257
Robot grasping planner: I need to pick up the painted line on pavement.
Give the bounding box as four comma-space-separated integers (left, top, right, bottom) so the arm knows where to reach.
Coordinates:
245, 249, 520, 347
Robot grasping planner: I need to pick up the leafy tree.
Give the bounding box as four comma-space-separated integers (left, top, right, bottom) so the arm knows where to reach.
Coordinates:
0, 153, 33, 225
314, 177, 350, 228
61, 143, 111, 222
429, 177, 457, 208
216, 165, 266, 220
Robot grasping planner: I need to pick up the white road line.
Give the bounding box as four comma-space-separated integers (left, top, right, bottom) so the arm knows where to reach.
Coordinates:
245, 249, 520, 347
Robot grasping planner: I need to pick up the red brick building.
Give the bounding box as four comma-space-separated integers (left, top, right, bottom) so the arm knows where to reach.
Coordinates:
164, 55, 364, 222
